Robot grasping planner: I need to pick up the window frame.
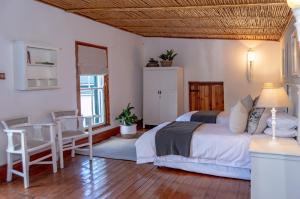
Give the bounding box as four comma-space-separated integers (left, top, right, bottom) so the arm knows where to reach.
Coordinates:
75, 41, 110, 129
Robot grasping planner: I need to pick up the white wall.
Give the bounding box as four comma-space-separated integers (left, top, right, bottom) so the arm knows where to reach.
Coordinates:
143, 38, 282, 111
0, 0, 143, 166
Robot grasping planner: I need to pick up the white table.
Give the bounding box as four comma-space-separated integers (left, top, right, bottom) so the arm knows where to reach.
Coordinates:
250, 137, 300, 199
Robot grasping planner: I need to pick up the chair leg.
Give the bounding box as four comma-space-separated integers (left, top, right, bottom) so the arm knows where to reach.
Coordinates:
89, 134, 93, 161
58, 138, 64, 169
51, 142, 57, 173
6, 153, 13, 182
71, 139, 75, 158
21, 152, 29, 189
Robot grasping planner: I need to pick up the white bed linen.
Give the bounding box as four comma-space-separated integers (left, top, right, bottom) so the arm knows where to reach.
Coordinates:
135, 122, 267, 179
176, 111, 230, 125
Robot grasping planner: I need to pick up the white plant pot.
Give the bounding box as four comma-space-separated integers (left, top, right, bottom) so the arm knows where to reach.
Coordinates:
120, 124, 137, 135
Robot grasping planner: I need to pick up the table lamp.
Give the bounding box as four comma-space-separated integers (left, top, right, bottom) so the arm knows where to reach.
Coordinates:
256, 83, 289, 140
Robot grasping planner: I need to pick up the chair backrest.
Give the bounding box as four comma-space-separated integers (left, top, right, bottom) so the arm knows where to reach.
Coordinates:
1, 117, 32, 150
51, 110, 78, 121
51, 110, 81, 131
1, 117, 30, 129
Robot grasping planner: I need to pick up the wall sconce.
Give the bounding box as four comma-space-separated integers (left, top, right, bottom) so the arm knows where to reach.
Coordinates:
247, 49, 255, 82
287, 0, 300, 43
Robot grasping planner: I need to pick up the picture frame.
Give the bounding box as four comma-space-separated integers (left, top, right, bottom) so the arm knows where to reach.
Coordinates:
290, 31, 300, 77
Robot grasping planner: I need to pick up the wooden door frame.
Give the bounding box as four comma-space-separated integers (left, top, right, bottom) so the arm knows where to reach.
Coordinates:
75, 41, 110, 129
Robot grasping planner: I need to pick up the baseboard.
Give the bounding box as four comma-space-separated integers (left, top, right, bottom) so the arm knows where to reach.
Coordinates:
0, 126, 120, 183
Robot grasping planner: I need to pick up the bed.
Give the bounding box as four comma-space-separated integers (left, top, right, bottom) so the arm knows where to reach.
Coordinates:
176, 111, 230, 125
136, 122, 268, 180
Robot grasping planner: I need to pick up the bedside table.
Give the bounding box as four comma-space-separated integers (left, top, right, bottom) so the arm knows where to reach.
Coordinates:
250, 137, 300, 199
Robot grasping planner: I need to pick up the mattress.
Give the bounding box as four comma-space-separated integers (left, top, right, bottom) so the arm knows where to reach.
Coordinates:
176, 111, 230, 125
135, 122, 268, 180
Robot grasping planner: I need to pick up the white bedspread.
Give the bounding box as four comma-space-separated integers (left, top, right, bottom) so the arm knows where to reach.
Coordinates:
176, 111, 230, 125
135, 123, 254, 169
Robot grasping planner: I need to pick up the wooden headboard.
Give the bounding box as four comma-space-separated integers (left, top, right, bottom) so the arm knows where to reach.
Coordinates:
189, 81, 224, 111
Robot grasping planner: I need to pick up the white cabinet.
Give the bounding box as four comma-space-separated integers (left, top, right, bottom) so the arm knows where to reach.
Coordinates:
14, 41, 59, 90
143, 67, 184, 126
250, 137, 300, 199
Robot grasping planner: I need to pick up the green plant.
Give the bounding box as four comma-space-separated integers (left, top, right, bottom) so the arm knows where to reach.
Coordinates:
115, 103, 138, 126
159, 49, 178, 61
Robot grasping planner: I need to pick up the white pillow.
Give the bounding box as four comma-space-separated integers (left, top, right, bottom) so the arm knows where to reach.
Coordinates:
267, 112, 297, 129
229, 101, 248, 134
241, 95, 253, 112
264, 128, 297, 138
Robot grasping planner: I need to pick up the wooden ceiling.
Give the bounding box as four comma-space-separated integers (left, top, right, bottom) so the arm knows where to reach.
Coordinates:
37, 0, 292, 41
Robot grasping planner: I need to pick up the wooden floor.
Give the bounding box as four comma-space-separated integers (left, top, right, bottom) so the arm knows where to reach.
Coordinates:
0, 156, 250, 199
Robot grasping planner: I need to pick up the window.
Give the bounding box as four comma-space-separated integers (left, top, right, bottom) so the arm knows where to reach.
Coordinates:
76, 41, 110, 128
80, 75, 105, 124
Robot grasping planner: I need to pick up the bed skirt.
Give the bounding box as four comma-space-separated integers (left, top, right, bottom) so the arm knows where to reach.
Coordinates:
154, 159, 250, 180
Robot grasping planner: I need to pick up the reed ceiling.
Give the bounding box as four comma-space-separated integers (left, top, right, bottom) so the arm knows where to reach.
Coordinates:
37, 0, 292, 41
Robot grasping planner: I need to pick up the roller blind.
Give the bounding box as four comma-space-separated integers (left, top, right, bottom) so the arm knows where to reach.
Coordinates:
78, 45, 108, 75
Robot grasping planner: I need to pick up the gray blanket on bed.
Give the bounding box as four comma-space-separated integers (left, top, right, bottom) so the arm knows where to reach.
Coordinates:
191, 111, 221, 123
155, 121, 202, 157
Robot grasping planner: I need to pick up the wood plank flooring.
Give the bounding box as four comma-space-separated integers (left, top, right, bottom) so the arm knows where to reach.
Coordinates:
0, 156, 250, 199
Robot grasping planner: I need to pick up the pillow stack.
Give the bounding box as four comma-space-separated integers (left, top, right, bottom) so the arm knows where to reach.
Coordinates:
246, 97, 270, 135
264, 112, 298, 138
229, 95, 271, 135
229, 95, 253, 134
229, 101, 249, 134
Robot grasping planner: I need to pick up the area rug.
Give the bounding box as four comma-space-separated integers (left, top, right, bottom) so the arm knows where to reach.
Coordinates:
76, 136, 137, 161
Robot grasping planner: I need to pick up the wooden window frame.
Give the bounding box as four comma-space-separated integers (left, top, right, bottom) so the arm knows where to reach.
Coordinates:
75, 41, 110, 129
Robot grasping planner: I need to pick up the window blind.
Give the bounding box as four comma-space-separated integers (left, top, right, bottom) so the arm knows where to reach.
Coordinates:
78, 45, 108, 75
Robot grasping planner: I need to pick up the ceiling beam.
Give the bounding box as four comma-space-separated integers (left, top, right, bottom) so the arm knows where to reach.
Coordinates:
141, 35, 280, 41
67, 3, 287, 13
120, 25, 284, 30
97, 16, 288, 22
135, 31, 279, 36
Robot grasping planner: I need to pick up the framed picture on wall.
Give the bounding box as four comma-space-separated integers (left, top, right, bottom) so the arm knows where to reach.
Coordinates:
290, 31, 300, 76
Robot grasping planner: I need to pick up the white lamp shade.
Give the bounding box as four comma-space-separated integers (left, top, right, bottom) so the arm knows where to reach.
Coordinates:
256, 84, 289, 108
287, 0, 300, 9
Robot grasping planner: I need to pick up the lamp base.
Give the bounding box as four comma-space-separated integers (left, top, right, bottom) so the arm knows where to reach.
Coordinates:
271, 107, 277, 140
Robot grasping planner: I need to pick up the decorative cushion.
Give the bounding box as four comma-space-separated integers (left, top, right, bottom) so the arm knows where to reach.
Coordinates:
241, 95, 253, 112
264, 128, 297, 138
266, 112, 297, 129
247, 108, 270, 134
253, 96, 260, 107
229, 101, 248, 134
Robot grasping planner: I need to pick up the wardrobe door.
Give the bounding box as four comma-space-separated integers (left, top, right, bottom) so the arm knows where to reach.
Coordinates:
144, 90, 160, 125
144, 70, 160, 91
143, 69, 161, 125
159, 69, 177, 92
159, 91, 177, 122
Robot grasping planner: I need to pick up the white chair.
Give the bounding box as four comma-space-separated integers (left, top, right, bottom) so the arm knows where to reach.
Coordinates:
51, 110, 93, 169
1, 117, 57, 188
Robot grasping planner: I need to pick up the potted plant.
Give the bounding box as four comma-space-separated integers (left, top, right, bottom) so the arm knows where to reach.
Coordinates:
159, 49, 178, 67
115, 103, 138, 135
